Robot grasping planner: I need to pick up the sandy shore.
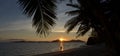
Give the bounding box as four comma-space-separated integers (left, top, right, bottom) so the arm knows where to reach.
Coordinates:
32, 44, 106, 56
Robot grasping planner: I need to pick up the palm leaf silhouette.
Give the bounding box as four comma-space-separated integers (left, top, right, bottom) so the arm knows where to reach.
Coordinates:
65, 2, 92, 37
18, 0, 57, 37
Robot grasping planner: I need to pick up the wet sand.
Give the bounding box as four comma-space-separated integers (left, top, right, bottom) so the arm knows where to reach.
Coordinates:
33, 44, 106, 56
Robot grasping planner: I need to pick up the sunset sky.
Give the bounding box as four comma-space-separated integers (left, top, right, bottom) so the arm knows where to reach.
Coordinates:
0, 0, 89, 41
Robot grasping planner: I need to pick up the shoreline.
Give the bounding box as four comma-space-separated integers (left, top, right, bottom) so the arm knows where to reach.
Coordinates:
32, 44, 106, 56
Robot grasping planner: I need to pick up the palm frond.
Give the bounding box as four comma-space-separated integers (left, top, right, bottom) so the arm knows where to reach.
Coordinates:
65, 0, 91, 37
76, 25, 90, 37
18, 0, 57, 37
67, 4, 80, 9
65, 15, 81, 33
65, 10, 80, 16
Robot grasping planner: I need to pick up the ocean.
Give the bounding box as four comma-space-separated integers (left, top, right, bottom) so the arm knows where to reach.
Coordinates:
0, 42, 85, 56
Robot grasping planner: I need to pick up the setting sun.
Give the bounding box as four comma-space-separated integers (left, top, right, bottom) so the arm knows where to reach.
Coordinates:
59, 38, 65, 42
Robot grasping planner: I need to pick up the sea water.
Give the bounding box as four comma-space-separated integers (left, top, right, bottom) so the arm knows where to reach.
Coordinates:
0, 42, 85, 56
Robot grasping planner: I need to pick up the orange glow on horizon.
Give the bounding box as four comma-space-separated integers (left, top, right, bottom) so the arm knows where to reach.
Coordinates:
59, 38, 65, 42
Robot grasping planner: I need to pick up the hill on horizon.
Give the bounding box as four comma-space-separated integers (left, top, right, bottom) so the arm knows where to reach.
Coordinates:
51, 39, 85, 42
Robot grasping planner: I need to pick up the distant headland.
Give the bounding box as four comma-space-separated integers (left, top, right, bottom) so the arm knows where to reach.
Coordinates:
51, 39, 85, 42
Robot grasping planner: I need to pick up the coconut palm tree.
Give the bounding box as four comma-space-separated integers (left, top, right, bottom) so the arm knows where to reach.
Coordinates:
65, 0, 120, 55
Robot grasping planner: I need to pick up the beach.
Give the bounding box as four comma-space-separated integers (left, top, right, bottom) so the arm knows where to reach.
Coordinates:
33, 44, 106, 56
